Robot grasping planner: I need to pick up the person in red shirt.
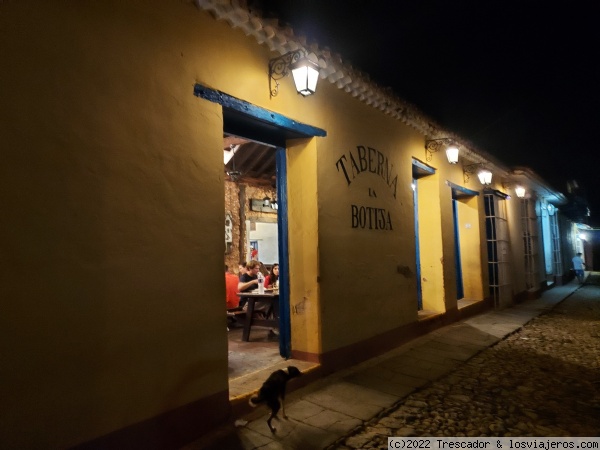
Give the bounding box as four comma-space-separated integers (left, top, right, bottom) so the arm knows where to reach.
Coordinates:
264, 263, 279, 288
225, 265, 240, 309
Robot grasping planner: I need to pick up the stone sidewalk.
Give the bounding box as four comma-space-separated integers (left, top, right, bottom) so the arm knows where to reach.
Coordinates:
183, 279, 584, 450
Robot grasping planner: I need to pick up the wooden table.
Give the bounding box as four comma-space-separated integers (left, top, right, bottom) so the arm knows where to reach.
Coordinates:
237, 291, 279, 342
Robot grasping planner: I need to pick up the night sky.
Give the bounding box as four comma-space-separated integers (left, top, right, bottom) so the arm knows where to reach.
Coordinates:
254, 0, 599, 225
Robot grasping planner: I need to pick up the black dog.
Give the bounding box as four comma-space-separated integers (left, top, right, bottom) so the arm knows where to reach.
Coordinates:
248, 366, 302, 433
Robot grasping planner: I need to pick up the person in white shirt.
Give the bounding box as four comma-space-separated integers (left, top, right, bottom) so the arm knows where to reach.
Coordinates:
572, 253, 586, 283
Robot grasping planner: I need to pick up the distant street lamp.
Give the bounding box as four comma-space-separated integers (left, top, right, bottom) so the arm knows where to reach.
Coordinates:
515, 186, 526, 198
477, 169, 493, 186
464, 163, 493, 185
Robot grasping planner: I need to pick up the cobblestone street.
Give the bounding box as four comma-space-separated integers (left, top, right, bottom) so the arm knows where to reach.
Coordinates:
334, 280, 600, 449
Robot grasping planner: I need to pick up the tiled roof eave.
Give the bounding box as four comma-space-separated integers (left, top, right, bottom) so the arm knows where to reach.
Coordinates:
193, 0, 520, 178
194, 0, 436, 132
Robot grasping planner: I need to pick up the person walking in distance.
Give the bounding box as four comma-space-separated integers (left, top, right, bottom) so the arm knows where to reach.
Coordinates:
572, 252, 586, 284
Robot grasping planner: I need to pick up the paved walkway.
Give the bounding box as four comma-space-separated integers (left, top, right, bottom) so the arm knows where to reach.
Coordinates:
183, 278, 585, 450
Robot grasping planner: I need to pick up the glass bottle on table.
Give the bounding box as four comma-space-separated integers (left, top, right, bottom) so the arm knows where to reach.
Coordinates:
257, 271, 264, 294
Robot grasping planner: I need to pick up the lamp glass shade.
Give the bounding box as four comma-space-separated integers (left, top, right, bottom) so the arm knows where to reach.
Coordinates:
477, 169, 492, 185
515, 186, 526, 198
291, 58, 320, 96
445, 146, 459, 164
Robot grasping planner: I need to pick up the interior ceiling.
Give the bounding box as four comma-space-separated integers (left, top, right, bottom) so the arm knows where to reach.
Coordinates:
224, 135, 276, 186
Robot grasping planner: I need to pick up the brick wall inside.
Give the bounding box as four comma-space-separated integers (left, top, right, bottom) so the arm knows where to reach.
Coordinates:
224, 180, 277, 275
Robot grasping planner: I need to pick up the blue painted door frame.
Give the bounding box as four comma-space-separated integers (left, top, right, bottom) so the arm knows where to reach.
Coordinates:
452, 199, 465, 299
411, 159, 435, 311
413, 178, 423, 310
275, 148, 291, 358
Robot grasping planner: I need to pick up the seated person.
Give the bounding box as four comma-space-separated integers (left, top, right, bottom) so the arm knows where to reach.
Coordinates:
238, 260, 272, 318
225, 265, 240, 309
238, 261, 247, 279
264, 263, 279, 288
238, 260, 260, 309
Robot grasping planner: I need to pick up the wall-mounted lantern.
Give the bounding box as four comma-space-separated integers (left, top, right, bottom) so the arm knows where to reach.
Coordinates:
515, 185, 526, 198
464, 163, 493, 185
445, 146, 460, 164
225, 144, 242, 182
425, 138, 459, 164
269, 50, 320, 98
477, 169, 493, 186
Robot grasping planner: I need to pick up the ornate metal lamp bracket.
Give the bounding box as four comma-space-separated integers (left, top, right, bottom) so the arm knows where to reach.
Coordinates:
269, 50, 304, 98
463, 163, 481, 183
425, 138, 454, 162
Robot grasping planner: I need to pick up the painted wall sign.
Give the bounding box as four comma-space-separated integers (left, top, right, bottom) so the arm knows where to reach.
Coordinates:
335, 145, 397, 231
351, 205, 393, 230
335, 145, 398, 198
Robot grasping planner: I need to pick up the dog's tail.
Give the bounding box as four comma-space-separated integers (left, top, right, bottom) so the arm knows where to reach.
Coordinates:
248, 394, 262, 407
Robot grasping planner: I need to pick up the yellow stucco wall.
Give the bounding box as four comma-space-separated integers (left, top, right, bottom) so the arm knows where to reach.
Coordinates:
0, 2, 258, 448
416, 172, 446, 312
456, 196, 485, 300
287, 139, 322, 355
313, 88, 422, 349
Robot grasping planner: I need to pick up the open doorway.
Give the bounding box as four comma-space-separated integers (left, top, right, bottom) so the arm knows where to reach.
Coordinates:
194, 84, 325, 399
223, 135, 315, 399
449, 182, 484, 302
223, 136, 283, 390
